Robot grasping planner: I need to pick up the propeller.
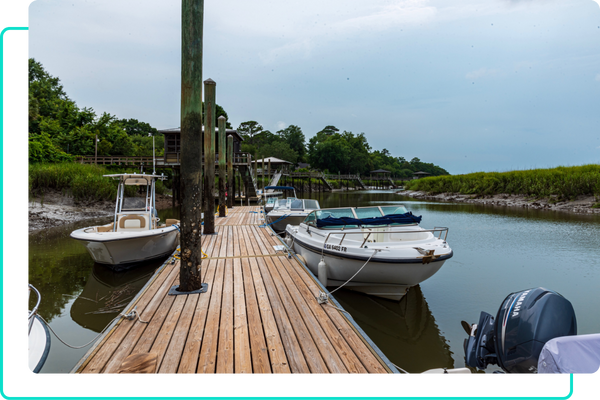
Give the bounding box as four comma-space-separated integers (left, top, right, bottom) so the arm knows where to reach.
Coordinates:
461, 320, 477, 336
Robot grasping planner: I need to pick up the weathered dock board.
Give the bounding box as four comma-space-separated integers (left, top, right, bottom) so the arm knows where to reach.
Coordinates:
73, 206, 396, 374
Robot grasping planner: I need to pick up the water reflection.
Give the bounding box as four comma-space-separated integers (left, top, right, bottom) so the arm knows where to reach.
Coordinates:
70, 261, 163, 332
333, 285, 454, 373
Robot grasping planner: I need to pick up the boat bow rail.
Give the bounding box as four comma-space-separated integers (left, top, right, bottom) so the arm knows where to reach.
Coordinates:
310, 226, 450, 249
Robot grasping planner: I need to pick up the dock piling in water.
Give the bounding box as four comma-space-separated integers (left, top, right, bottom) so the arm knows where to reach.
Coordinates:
179, 0, 205, 292
203, 78, 216, 234
227, 135, 233, 209
218, 116, 227, 217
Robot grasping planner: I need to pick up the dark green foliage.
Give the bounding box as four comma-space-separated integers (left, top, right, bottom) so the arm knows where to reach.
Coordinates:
28, 59, 163, 162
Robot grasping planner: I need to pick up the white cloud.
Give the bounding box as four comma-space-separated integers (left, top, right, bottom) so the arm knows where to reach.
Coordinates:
276, 121, 287, 130
592, 0, 600, 9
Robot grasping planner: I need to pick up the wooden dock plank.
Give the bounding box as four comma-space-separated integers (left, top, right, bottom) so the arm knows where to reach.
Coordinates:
177, 259, 218, 373
283, 254, 391, 373
197, 259, 225, 373
258, 256, 333, 373
232, 257, 252, 373
276, 256, 368, 373
237, 226, 271, 373
216, 258, 234, 373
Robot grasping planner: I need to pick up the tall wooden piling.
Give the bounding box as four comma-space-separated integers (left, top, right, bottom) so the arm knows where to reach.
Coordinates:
179, 0, 204, 292
218, 116, 227, 216
203, 78, 216, 234
227, 135, 233, 208
268, 159, 271, 187
262, 156, 265, 193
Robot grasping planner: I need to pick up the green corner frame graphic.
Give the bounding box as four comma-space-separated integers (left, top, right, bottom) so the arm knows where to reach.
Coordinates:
0, 24, 576, 400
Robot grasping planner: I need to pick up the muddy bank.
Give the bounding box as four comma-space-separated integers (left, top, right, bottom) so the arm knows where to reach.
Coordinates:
401, 191, 600, 215
29, 190, 174, 232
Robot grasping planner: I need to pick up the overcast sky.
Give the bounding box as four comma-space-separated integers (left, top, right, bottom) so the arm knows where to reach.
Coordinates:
27, 0, 600, 174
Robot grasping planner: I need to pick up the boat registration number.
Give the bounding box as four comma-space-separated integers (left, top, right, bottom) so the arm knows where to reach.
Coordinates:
324, 244, 347, 252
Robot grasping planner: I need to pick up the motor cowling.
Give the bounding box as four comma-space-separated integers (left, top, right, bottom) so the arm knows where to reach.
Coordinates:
464, 287, 577, 373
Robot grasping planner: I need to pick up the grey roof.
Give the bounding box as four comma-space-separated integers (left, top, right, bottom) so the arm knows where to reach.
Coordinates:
413, 171, 431, 175
371, 169, 391, 173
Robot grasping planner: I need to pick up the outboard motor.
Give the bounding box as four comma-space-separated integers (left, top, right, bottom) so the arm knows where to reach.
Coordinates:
463, 287, 576, 373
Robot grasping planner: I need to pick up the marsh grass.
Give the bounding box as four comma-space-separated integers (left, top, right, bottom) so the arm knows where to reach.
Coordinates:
404, 165, 600, 201
29, 162, 169, 202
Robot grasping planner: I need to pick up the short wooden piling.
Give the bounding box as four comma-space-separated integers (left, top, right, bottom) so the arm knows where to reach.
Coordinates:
218, 116, 226, 217
227, 135, 233, 209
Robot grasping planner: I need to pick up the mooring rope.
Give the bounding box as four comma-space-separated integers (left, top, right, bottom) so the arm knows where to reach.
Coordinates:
37, 305, 148, 350
317, 249, 378, 304
259, 214, 290, 228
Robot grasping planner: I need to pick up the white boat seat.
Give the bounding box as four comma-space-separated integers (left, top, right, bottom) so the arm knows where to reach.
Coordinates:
119, 215, 146, 230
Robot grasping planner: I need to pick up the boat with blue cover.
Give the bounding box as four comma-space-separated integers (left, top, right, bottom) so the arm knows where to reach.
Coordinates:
284, 205, 452, 300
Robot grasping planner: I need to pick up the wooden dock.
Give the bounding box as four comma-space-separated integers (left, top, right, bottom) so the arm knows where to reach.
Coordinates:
72, 206, 397, 374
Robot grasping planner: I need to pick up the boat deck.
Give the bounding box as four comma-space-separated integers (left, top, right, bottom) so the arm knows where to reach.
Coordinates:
73, 206, 395, 374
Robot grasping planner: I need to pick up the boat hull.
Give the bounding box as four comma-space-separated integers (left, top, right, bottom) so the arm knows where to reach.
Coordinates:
70, 227, 179, 268
29, 315, 50, 373
287, 225, 452, 301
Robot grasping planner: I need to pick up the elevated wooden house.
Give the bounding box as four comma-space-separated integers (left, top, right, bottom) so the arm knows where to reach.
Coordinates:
159, 127, 244, 165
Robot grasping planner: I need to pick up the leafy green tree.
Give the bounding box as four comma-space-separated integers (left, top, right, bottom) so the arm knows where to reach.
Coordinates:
277, 125, 306, 161
237, 121, 263, 145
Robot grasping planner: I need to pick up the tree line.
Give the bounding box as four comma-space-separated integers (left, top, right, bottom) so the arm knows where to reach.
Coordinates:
29, 59, 448, 178
237, 123, 449, 178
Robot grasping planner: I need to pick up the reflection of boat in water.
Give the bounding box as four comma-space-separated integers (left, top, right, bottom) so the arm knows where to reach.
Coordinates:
70, 260, 164, 332
332, 285, 454, 373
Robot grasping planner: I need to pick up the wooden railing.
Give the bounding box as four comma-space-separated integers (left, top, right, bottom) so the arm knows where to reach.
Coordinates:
76, 152, 253, 167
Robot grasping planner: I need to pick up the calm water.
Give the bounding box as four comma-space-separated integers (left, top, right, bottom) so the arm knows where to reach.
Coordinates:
29, 190, 600, 373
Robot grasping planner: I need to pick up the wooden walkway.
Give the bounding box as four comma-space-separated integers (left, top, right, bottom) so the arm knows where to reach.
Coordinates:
73, 206, 396, 374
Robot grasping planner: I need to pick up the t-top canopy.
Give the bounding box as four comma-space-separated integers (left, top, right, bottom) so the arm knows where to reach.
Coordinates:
104, 173, 166, 185
265, 186, 295, 191
316, 212, 422, 228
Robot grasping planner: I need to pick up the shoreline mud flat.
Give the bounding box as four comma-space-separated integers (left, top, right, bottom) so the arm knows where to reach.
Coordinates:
28, 190, 174, 232
401, 190, 600, 215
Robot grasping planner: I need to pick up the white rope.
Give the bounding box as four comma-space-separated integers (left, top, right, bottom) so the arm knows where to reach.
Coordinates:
317, 249, 378, 304
37, 306, 148, 350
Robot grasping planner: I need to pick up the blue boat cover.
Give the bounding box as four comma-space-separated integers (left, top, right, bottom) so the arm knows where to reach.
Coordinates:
316, 212, 422, 228
265, 186, 295, 190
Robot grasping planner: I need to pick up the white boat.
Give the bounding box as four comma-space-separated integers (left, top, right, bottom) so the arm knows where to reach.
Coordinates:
266, 198, 320, 232
262, 186, 295, 214
284, 205, 452, 300
29, 284, 50, 373
70, 173, 179, 269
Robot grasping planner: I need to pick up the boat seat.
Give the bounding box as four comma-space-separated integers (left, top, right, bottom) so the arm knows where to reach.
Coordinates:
97, 223, 114, 233
118, 215, 146, 230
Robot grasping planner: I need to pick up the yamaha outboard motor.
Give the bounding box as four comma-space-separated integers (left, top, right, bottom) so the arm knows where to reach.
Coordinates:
463, 287, 576, 373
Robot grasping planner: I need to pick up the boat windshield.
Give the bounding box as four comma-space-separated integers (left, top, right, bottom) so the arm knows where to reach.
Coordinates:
266, 197, 278, 205
304, 208, 358, 228
354, 207, 383, 219
290, 199, 304, 211
122, 197, 147, 211
380, 205, 408, 215
303, 199, 320, 210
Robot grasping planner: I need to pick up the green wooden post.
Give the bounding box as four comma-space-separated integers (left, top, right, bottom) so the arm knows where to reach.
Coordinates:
179, 0, 204, 292
203, 78, 216, 234
227, 135, 234, 208
218, 116, 227, 217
